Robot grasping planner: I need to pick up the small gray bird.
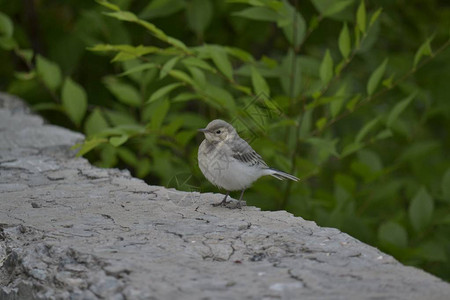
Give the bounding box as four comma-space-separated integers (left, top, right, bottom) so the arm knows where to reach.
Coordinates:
198, 119, 299, 207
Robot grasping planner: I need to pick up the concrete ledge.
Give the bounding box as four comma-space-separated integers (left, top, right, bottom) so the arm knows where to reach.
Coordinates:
1, 92, 449, 299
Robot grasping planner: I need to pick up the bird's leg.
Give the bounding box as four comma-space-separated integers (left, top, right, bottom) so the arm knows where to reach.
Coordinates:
236, 189, 246, 209
212, 191, 230, 206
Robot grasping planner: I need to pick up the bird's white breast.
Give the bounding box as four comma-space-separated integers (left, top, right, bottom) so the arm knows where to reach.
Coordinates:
198, 139, 264, 191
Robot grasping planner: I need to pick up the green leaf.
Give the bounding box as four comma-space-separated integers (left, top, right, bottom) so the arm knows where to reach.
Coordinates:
346, 94, 361, 111
208, 46, 233, 80
251, 66, 270, 97
299, 107, 312, 138
232, 7, 279, 22
354, 23, 361, 48
367, 58, 388, 96
0, 12, 13, 38
176, 131, 197, 147
413, 36, 434, 68
104, 11, 138, 22
95, 0, 121, 11
338, 23, 351, 59
172, 92, 197, 102
386, 92, 416, 127
378, 221, 408, 248
226, 0, 265, 4
164, 36, 189, 51
311, 0, 353, 17
85, 109, 109, 136
150, 98, 170, 130
358, 149, 383, 172
136, 158, 151, 178
36, 55, 62, 91
182, 57, 215, 71
320, 49, 333, 85
351, 161, 373, 181
98, 144, 117, 168
104, 110, 137, 126
375, 129, 392, 140
74, 138, 107, 157
188, 66, 206, 87
203, 84, 236, 112
369, 8, 382, 26
89, 44, 160, 54
232, 84, 252, 95
442, 168, 450, 202
280, 3, 306, 47
382, 73, 394, 89
280, 49, 302, 98
324, 0, 354, 17
341, 142, 363, 157
355, 116, 380, 143
13, 70, 34, 81
330, 83, 347, 118
61, 78, 88, 126
0, 36, 17, 50
116, 147, 138, 166
168, 70, 195, 86
417, 241, 448, 262
315, 117, 327, 131
104, 77, 141, 107
111, 45, 160, 62
147, 83, 184, 103
409, 187, 434, 232
109, 135, 129, 147
139, 0, 186, 19
307, 96, 340, 110
103, 9, 188, 52
187, 0, 213, 36
226, 47, 254, 62
16, 49, 33, 65
356, 0, 366, 34
398, 141, 439, 163
119, 63, 158, 77
281, 16, 306, 48
160, 56, 180, 79
307, 137, 339, 163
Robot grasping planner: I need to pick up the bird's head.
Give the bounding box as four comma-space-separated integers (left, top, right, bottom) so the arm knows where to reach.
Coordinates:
198, 119, 236, 143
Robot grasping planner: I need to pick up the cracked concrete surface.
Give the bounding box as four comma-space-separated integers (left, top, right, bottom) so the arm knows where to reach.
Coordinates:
0, 92, 449, 300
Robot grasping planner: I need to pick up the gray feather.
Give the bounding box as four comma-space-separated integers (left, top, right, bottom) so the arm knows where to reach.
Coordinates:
269, 169, 299, 181
230, 137, 269, 168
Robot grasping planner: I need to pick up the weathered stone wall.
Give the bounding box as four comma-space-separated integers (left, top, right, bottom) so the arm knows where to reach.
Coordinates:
0, 92, 449, 299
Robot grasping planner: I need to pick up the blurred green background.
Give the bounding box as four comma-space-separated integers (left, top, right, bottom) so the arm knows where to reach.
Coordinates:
1, 0, 449, 281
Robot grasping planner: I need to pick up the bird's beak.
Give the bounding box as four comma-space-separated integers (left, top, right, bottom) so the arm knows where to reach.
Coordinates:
198, 128, 208, 133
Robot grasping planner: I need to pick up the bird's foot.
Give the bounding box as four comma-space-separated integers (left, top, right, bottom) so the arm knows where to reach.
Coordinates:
212, 199, 229, 207
212, 200, 244, 209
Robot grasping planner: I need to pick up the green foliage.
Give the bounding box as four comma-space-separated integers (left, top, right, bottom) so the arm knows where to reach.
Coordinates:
62, 78, 88, 126
1, 0, 450, 281
36, 55, 62, 92
320, 49, 334, 85
409, 187, 434, 232
0, 11, 13, 37
414, 35, 434, 68
339, 23, 351, 59
366, 58, 387, 96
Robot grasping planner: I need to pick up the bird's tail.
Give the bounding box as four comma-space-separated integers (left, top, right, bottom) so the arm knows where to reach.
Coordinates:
267, 168, 299, 181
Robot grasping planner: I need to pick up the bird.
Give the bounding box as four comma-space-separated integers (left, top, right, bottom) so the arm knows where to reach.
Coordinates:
198, 119, 299, 208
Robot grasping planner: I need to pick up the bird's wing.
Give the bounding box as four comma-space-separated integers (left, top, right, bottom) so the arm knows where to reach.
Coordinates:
230, 137, 269, 168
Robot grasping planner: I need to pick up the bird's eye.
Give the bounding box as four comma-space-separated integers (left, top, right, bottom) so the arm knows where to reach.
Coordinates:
216, 130, 221, 134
